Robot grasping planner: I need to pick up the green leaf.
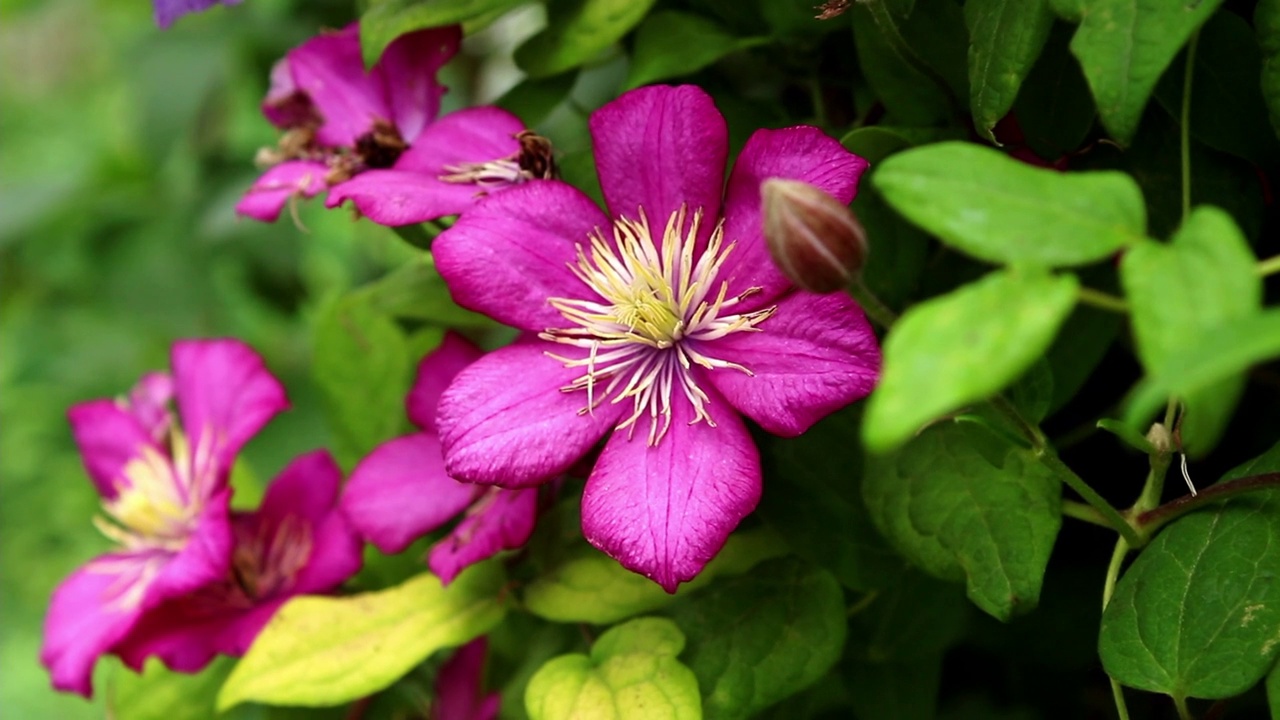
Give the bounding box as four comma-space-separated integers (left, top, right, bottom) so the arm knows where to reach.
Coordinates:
217, 565, 507, 710
496, 73, 579, 128
1260, 0, 1280, 141
872, 141, 1146, 266
1124, 310, 1280, 435
848, 570, 970, 662
311, 293, 415, 468
1009, 359, 1054, 425
863, 423, 1062, 621
524, 617, 701, 720
1043, 287, 1122, 413
360, 0, 529, 67
863, 268, 1078, 452
1269, 660, 1280, 719
668, 558, 846, 720
846, 656, 943, 720
354, 257, 494, 327
965, 0, 1054, 142
516, 0, 658, 79
1054, 0, 1224, 145
1012, 22, 1097, 159
111, 657, 239, 720
1119, 206, 1261, 454
851, 0, 969, 126
1099, 489, 1280, 699
624, 11, 766, 90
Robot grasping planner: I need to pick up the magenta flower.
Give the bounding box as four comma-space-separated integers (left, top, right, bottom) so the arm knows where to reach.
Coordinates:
111, 451, 363, 672
433, 638, 499, 720
41, 340, 288, 696
432, 85, 881, 591
340, 333, 538, 584
153, 0, 239, 29
238, 24, 546, 226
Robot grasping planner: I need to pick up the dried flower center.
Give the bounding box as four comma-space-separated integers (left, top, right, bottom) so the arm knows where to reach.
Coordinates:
440, 130, 557, 189
541, 206, 775, 445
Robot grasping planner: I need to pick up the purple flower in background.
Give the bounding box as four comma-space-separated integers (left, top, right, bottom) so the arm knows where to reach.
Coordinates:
340, 334, 538, 584
432, 85, 881, 591
153, 0, 239, 29
238, 24, 550, 226
433, 638, 500, 720
41, 340, 287, 696
112, 451, 363, 672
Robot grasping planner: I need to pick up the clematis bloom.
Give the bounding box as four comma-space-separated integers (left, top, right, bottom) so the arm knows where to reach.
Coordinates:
433, 638, 500, 720
340, 333, 538, 584
42, 340, 287, 695
238, 23, 550, 226
153, 0, 239, 29
432, 85, 881, 591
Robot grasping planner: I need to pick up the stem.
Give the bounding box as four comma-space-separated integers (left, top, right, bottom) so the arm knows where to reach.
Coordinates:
1061, 499, 1113, 530
1257, 254, 1280, 277
1174, 695, 1195, 720
1111, 681, 1133, 720
1041, 451, 1143, 548
849, 278, 898, 329
1077, 287, 1129, 314
1180, 31, 1200, 222
1103, 537, 1133, 720
1134, 402, 1179, 513
1136, 472, 1280, 534
846, 590, 880, 617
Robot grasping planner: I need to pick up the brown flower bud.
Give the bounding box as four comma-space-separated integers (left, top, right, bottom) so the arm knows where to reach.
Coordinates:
762, 178, 867, 293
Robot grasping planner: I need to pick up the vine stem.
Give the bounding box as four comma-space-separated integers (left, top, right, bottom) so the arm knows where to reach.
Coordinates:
1257, 254, 1280, 277
849, 278, 898, 329
1180, 31, 1200, 221
1077, 287, 1129, 314
1174, 695, 1194, 720
1103, 538, 1132, 720
1061, 499, 1112, 529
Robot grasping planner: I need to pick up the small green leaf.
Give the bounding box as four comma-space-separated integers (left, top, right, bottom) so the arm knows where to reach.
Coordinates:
1260, 0, 1280, 140
360, 0, 529, 67
1119, 206, 1261, 454
668, 558, 846, 720
1096, 418, 1156, 455
525, 617, 701, 720
863, 268, 1078, 452
1099, 489, 1280, 699
516, 0, 658, 79
217, 565, 507, 710
111, 657, 237, 720
863, 423, 1062, 621
873, 141, 1146, 266
1056, 0, 1224, 145
624, 11, 766, 90
965, 0, 1054, 142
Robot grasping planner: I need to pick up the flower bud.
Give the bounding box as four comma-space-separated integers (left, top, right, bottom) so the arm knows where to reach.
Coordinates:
762, 178, 867, 293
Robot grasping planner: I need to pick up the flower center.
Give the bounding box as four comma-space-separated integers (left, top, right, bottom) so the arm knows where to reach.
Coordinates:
95, 431, 207, 552
541, 206, 775, 445
229, 515, 313, 602
440, 130, 556, 190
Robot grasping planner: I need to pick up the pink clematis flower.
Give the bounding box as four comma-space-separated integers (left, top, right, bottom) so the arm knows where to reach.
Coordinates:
433, 638, 500, 720
42, 340, 288, 696
340, 333, 538, 584
153, 0, 239, 29
238, 23, 549, 226
432, 85, 881, 591
111, 451, 363, 672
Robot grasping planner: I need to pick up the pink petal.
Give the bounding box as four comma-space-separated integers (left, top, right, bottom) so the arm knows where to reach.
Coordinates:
171, 339, 288, 490
147, 497, 235, 600
581, 391, 761, 592
720, 126, 870, 309
393, 105, 527, 174
325, 170, 489, 226
374, 26, 460, 142
286, 24, 387, 148
153, 0, 239, 29
341, 434, 479, 554
589, 85, 728, 229
433, 182, 610, 332
67, 400, 160, 498
433, 638, 500, 720
707, 290, 881, 437
115, 595, 284, 673
437, 342, 622, 485
407, 332, 484, 433
235, 161, 329, 222
126, 372, 175, 443
262, 57, 311, 130
428, 487, 538, 584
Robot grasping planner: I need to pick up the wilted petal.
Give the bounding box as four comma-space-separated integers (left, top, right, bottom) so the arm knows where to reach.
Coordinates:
437, 343, 622, 486
235, 161, 329, 222
407, 332, 484, 433
708, 290, 880, 437
720, 126, 869, 309
153, 0, 239, 29
581, 390, 761, 592
433, 638, 500, 720
342, 434, 478, 554
434, 182, 610, 332
68, 400, 160, 498
375, 26, 460, 142
286, 25, 386, 148
428, 487, 537, 584
589, 85, 727, 230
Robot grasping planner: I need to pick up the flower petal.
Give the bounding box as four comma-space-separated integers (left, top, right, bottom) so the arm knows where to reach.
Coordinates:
171, 339, 289, 487
153, 0, 238, 29
428, 487, 538, 584
720, 126, 870, 308
147, 497, 235, 600
434, 182, 609, 332
581, 391, 761, 592
342, 434, 478, 554
433, 639, 500, 720
374, 26, 460, 142
589, 85, 727, 227
67, 400, 159, 498
393, 105, 527, 174
126, 372, 175, 443
438, 342, 622, 485
235, 161, 329, 222
325, 171, 487, 226
286, 24, 387, 147
407, 332, 484, 433
115, 596, 284, 673
707, 290, 880, 436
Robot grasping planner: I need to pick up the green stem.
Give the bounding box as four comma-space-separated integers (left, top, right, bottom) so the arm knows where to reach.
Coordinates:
1257, 254, 1280, 277
1134, 402, 1179, 513
1180, 31, 1200, 222
1174, 695, 1194, 720
1061, 499, 1113, 530
849, 278, 898, 329
1077, 287, 1129, 314
1136, 472, 1280, 535
846, 590, 880, 617
1103, 537, 1133, 720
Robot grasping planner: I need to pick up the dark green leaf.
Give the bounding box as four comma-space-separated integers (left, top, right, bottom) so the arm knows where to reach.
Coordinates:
624, 11, 766, 90
497, 73, 580, 128
1269, 659, 1280, 718
1257, 0, 1280, 141
1119, 206, 1261, 454
849, 570, 970, 662
873, 142, 1146, 266
1054, 0, 1224, 145
847, 656, 943, 720
516, 0, 658, 79
851, 0, 968, 126
1043, 288, 1122, 413
669, 558, 847, 720
354, 257, 494, 327
863, 423, 1062, 621
111, 658, 239, 720
863, 268, 1078, 452
360, 0, 529, 67
1009, 360, 1054, 425
1014, 21, 1097, 158
965, 0, 1054, 142
1099, 490, 1280, 699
